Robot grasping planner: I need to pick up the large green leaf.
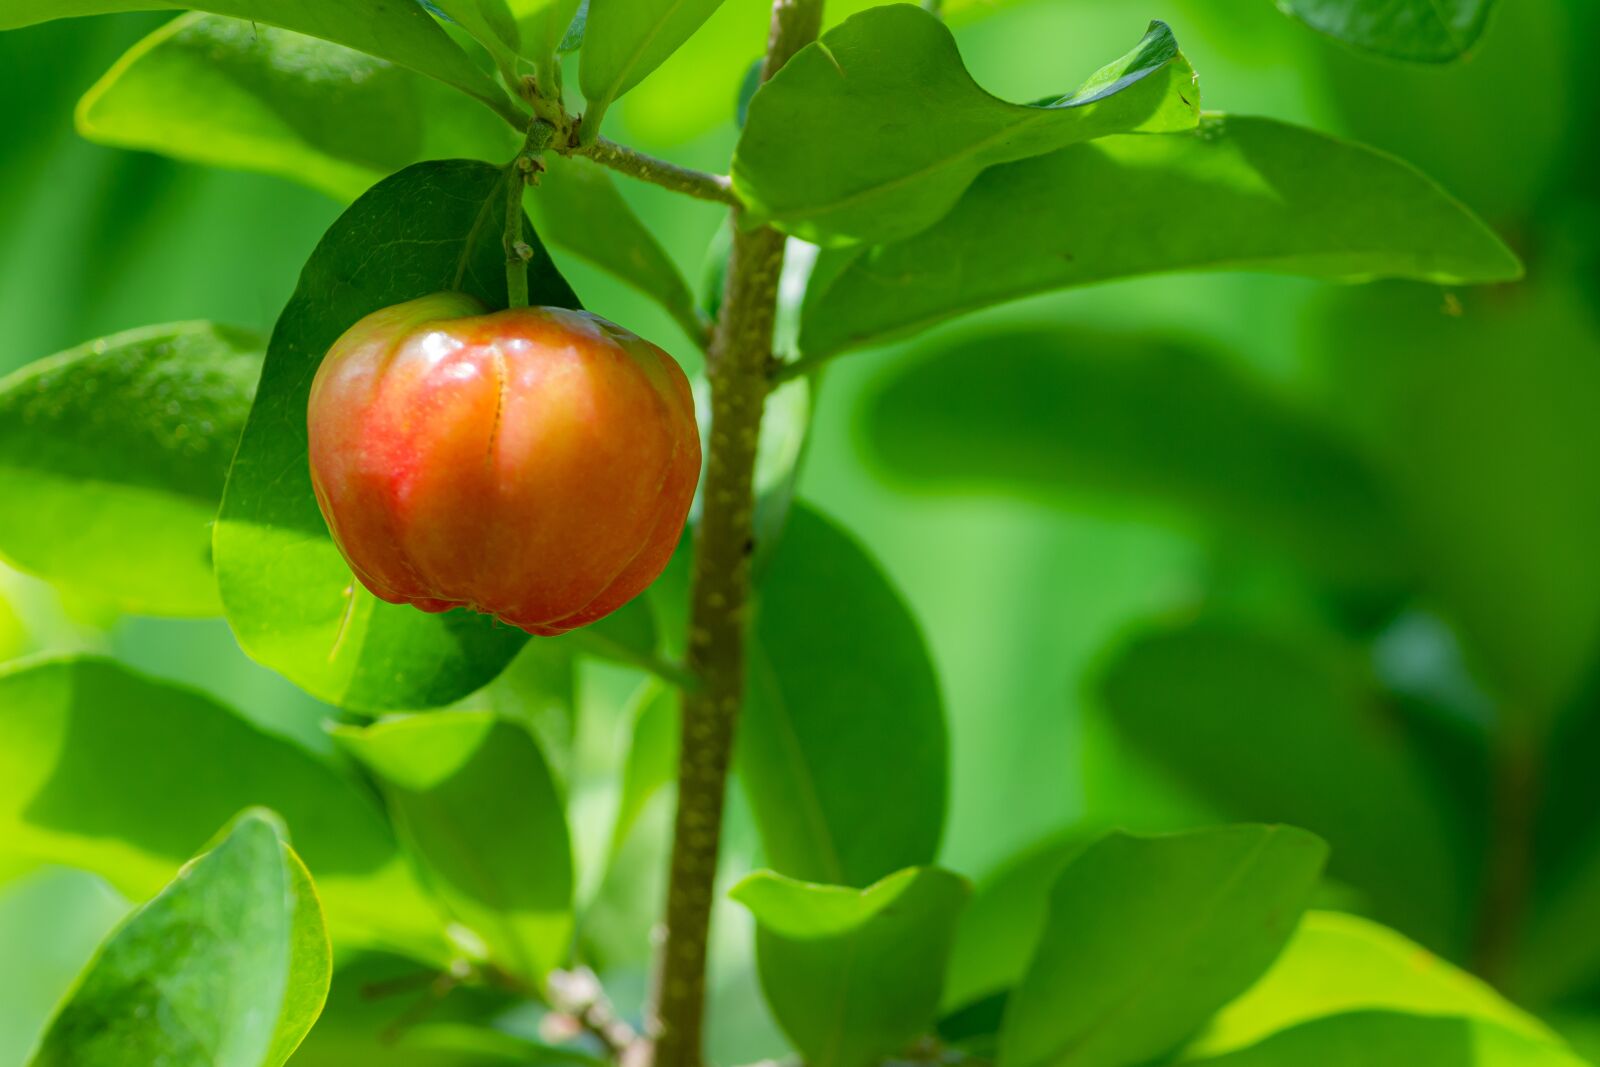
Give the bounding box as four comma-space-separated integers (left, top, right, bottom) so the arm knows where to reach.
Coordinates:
1180, 1011, 1585, 1067
28, 810, 331, 1067
733, 9, 1198, 246
214, 159, 577, 710
78, 16, 700, 345
577, 0, 726, 134
77, 13, 516, 203
800, 114, 1521, 358
0, 0, 518, 121
0, 321, 261, 615
999, 826, 1328, 1067
1191, 911, 1556, 1059
733, 867, 970, 1067
1278, 0, 1496, 62
1097, 620, 1469, 951
861, 326, 1408, 591
740, 502, 947, 887
333, 712, 574, 984
0, 656, 446, 960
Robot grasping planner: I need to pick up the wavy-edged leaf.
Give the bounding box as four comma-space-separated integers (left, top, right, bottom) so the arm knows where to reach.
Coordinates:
1180, 1010, 1585, 1067
999, 825, 1328, 1067
861, 326, 1408, 591
214, 160, 577, 710
578, 0, 727, 134
0, 321, 261, 615
734, 867, 970, 1067
1278, 0, 1496, 62
0, 0, 517, 121
333, 712, 574, 983
800, 114, 1522, 358
741, 502, 947, 887
734, 9, 1198, 246
76, 13, 516, 203
1098, 619, 1469, 951
28, 810, 331, 1067
0, 656, 446, 960
1191, 911, 1556, 1059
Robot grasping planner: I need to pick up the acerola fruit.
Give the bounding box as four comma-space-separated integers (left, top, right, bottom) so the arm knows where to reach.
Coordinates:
307, 292, 700, 636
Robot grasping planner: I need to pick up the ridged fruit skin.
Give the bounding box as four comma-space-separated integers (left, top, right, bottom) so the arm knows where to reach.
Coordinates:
307, 292, 700, 636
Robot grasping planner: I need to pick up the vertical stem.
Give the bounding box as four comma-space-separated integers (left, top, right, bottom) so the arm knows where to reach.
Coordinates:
651, 2, 822, 1064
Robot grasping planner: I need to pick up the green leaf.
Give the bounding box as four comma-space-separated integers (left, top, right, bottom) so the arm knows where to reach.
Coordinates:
0, 869, 129, 1067
860, 326, 1408, 591
942, 835, 1085, 1013
1097, 620, 1469, 952
508, 0, 583, 70
214, 159, 577, 710
800, 114, 1522, 358
76, 13, 517, 204
529, 154, 707, 347
733, 10, 1199, 246
81, 16, 701, 368
28, 810, 331, 1067
1191, 911, 1556, 1059
0, 0, 518, 122
430, 0, 522, 58
0, 656, 446, 960
999, 825, 1328, 1067
733, 867, 971, 1067
578, 0, 728, 134
1313, 281, 1600, 724
0, 321, 261, 616
1180, 1010, 1586, 1067
333, 712, 574, 984
1277, 0, 1496, 62
740, 502, 947, 886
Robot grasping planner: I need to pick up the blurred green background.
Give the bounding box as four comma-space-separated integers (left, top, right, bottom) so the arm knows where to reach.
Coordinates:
3, 0, 1599, 1062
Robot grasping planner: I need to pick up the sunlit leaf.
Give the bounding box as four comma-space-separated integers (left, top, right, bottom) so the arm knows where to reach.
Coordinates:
214, 160, 577, 710
77, 14, 516, 203
741, 503, 947, 886
1180, 1010, 1585, 1067
734, 10, 1198, 246
733, 867, 970, 1067
1191, 911, 1556, 1058
0, 656, 446, 960
801, 114, 1521, 358
0, 0, 517, 121
0, 321, 261, 615
999, 825, 1327, 1067
578, 0, 727, 134
28, 810, 330, 1067
333, 712, 574, 983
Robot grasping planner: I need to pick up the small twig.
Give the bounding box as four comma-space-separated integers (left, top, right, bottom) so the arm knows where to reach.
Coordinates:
547, 967, 642, 1060
574, 137, 740, 207
504, 121, 559, 308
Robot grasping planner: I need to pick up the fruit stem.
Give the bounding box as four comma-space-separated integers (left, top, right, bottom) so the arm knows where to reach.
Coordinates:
649, 0, 823, 1063
504, 121, 558, 309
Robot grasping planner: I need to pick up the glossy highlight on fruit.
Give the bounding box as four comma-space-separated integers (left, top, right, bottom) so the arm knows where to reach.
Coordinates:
307, 293, 700, 636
